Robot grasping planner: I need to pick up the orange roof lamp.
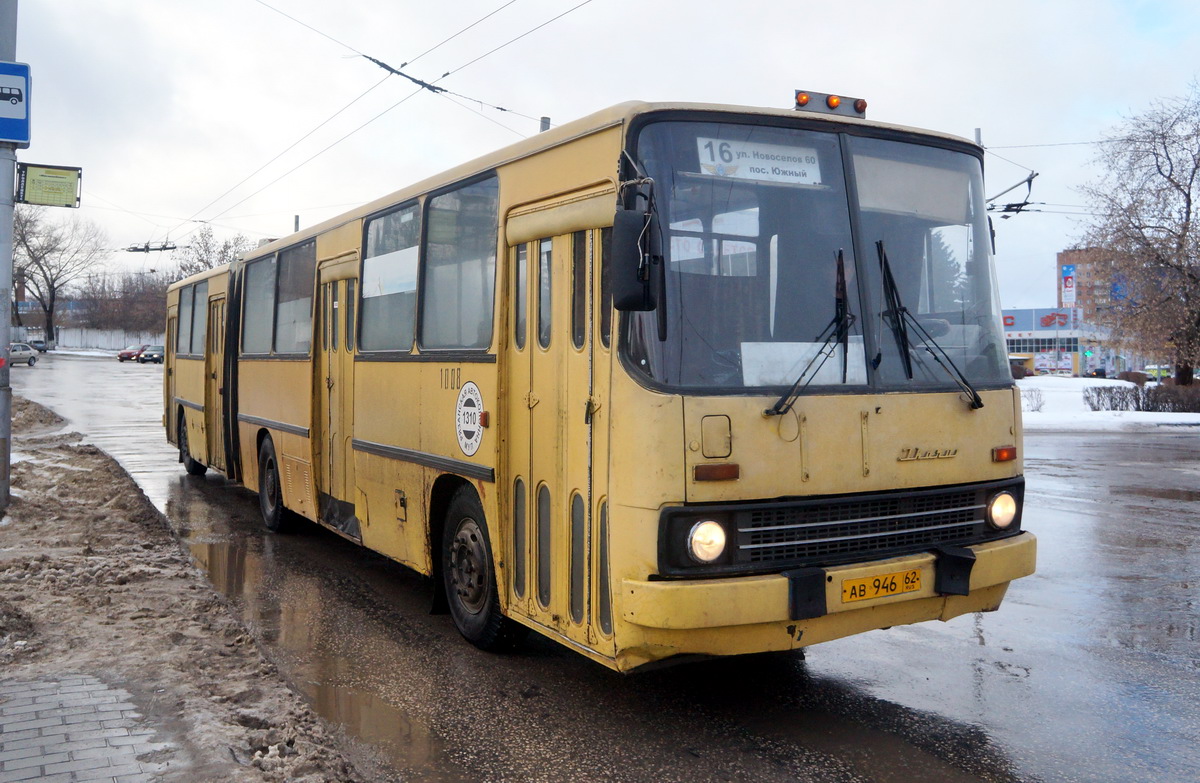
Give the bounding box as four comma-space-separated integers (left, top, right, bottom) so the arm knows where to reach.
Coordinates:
794, 90, 867, 118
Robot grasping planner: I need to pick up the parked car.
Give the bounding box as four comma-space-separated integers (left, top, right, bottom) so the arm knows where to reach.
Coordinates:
138, 345, 164, 364
9, 343, 37, 366
118, 344, 149, 362
28, 339, 48, 352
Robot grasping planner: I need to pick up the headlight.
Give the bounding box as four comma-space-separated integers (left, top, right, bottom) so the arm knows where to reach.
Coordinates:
987, 491, 1018, 529
687, 520, 727, 563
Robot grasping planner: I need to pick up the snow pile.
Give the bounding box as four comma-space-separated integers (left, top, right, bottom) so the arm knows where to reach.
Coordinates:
1017, 375, 1200, 431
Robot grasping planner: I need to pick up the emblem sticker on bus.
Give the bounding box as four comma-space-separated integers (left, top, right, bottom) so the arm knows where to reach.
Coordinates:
456, 382, 484, 456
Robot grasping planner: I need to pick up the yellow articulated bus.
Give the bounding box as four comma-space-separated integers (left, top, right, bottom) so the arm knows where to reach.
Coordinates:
165, 93, 1035, 672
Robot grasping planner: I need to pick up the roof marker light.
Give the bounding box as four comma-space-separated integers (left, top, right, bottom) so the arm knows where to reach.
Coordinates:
854, 98, 868, 114
826, 95, 841, 110
795, 91, 811, 107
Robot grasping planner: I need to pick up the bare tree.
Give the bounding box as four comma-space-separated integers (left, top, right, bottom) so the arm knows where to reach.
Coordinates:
1081, 82, 1200, 385
176, 225, 251, 278
73, 269, 174, 332
13, 206, 111, 339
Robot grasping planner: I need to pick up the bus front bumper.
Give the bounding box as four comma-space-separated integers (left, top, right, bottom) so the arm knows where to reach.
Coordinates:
621, 532, 1036, 631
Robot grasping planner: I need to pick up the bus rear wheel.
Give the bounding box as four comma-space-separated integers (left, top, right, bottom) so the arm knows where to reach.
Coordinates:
178, 414, 207, 476
257, 437, 291, 533
442, 488, 527, 652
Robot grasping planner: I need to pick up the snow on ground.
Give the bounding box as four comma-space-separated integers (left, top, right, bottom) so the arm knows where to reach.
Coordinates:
1017, 375, 1200, 432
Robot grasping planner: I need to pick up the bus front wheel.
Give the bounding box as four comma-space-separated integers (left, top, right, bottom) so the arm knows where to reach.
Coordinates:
178, 414, 207, 476
257, 437, 290, 532
442, 488, 528, 652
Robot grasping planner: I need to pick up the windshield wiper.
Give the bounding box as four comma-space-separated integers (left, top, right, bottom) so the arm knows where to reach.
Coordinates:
765, 250, 856, 416
873, 240, 984, 410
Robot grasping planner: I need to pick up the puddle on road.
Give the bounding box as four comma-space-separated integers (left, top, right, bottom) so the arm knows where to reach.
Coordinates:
184, 528, 470, 778
1112, 486, 1200, 502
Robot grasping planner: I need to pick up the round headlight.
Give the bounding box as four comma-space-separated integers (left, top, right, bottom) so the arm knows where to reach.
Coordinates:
987, 492, 1018, 529
687, 520, 727, 563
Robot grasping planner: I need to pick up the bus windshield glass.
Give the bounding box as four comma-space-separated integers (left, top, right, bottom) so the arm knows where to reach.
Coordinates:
624, 120, 1010, 393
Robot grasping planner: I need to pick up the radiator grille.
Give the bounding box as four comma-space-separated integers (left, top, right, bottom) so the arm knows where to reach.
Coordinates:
734, 487, 994, 566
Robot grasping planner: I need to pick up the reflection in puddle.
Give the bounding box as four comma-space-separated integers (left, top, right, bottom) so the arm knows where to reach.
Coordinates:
166, 485, 476, 782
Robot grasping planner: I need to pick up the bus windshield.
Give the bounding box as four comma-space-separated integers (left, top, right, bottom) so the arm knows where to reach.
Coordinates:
624, 120, 1011, 393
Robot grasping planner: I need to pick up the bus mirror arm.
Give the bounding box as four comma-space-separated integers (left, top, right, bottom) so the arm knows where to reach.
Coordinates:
612, 207, 659, 312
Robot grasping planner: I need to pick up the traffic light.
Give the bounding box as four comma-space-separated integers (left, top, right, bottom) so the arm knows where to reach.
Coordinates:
1084, 348, 1094, 357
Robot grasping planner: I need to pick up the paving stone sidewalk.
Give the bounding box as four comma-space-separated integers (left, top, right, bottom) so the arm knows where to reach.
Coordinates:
0, 676, 176, 783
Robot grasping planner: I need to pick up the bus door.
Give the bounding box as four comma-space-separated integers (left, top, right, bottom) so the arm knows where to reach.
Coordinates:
205, 296, 226, 472
165, 310, 177, 441
317, 263, 360, 539
508, 229, 610, 652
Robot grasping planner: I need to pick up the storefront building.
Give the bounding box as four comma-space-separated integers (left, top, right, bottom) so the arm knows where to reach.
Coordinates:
1002, 307, 1117, 376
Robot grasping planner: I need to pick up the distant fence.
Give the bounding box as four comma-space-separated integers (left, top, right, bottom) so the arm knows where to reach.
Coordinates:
40, 328, 166, 351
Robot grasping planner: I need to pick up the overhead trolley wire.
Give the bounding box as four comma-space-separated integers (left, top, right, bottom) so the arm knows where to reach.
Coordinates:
182, 0, 598, 234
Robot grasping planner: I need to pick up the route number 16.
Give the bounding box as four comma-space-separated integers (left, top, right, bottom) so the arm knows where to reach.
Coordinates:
703, 141, 733, 163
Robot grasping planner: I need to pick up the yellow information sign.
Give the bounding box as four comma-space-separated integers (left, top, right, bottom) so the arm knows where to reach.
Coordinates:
16, 163, 81, 208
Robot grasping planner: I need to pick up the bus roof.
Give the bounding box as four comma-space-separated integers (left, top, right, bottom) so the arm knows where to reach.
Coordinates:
241, 100, 978, 261
167, 261, 231, 293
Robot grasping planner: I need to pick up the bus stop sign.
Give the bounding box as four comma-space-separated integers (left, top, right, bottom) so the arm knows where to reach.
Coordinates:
0, 61, 30, 148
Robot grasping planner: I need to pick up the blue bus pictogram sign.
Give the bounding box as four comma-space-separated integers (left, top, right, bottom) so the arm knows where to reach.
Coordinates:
0, 61, 31, 147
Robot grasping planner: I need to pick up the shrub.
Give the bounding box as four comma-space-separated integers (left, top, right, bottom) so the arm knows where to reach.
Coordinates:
1021, 388, 1045, 412
1083, 384, 1200, 413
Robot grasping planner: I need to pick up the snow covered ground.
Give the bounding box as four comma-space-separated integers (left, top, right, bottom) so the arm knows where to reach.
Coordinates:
1017, 375, 1200, 432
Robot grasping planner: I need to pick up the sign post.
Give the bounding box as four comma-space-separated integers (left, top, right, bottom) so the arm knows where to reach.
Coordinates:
0, 1, 26, 514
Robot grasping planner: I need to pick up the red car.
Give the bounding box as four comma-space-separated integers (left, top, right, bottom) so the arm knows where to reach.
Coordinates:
117, 344, 149, 362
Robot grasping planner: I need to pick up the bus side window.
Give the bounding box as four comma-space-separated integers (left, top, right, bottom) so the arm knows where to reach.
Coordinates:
243, 256, 277, 354
537, 238, 552, 349
191, 280, 208, 355
177, 284, 194, 355
345, 279, 356, 352
571, 231, 587, 349
275, 241, 316, 355
514, 244, 527, 350
361, 201, 420, 352
599, 228, 612, 349
420, 177, 500, 350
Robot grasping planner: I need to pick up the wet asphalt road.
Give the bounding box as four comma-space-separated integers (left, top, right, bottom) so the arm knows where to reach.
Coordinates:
12, 353, 1200, 783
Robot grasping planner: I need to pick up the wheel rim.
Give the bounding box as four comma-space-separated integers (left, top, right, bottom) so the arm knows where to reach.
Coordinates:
449, 518, 489, 615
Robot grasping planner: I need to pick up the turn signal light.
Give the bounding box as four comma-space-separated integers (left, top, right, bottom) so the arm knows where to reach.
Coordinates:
826, 94, 842, 110
992, 445, 1017, 462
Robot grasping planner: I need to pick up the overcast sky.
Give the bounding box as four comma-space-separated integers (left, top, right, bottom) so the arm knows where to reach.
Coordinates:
13, 0, 1200, 308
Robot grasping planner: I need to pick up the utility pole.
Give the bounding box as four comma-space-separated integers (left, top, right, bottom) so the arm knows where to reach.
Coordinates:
0, 0, 17, 514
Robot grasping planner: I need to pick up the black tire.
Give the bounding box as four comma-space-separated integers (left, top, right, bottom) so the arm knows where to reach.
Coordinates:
178, 414, 207, 476
442, 487, 528, 651
258, 437, 290, 533
27, 357, 35, 366
118, 357, 125, 362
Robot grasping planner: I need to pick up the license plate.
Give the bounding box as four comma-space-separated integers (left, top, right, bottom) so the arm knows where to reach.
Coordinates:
841, 568, 922, 603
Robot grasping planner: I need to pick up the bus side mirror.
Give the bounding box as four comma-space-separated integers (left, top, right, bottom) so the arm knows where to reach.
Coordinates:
612, 208, 657, 312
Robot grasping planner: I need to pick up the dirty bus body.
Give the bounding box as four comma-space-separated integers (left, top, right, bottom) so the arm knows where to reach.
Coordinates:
165, 98, 1035, 672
